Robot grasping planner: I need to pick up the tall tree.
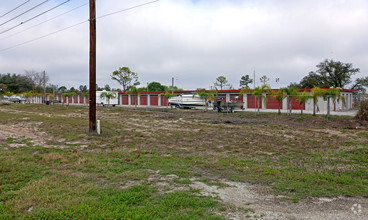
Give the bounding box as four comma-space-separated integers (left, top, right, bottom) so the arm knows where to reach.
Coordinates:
104, 84, 111, 91
0, 73, 33, 93
259, 75, 269, 85
148, 82, 165, 91
111, 67, 139, 92
79, 85, 88, 92
299, 59, 359, 88
25, 70, 49, 91
239, 75, 253, 88
165, 85, 182, 92
214, 76, 229, 90
0, 83, 7, 94
351, 77, 368, 93
288, 82, 301, 88
58, 86, 67, 93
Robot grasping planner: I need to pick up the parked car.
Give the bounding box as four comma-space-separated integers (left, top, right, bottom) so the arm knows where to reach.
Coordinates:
9, 95, 26, 103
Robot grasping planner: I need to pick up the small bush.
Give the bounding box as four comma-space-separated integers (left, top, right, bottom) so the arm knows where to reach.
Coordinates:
355, 101, 368, 121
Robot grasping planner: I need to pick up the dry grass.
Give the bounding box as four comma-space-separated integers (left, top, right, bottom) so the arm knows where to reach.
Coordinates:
1, 104, 368, 218
356, 101, 368, 121
42, 153, 67, 164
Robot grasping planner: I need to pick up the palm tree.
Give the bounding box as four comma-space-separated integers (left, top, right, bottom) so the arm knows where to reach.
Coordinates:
36, 93, 43, 104
5, 91, 13, 98
100, 91, 116, 106
311, 87, 325, 116
206, 90, 218, 111
272, 88, 287, 114
69, 92, 76, 105
48, 94, 55, 103
295, 91, 311, 114
240, 85, 270, 114
61, 92, 75, 105
61, 93, 67, 105
285, 87, 298, 115
329, 88, 346, 111
323, 88, 346, 118
127, 86, 145, 110
159, 91, 177, 111
23, 91, 33, 104
193, 89, 218, 112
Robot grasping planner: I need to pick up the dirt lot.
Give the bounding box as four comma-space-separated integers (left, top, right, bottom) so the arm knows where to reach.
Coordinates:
0, 104, 367, 219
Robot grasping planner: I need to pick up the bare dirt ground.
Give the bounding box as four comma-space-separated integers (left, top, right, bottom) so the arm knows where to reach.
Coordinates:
1, 106, 368, 219
145, 170, 368, 219
192, 179, 368, 219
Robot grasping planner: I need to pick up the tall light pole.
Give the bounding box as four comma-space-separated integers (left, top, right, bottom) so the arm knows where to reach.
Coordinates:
89, 0, 96, 134
171, 77, 178, 94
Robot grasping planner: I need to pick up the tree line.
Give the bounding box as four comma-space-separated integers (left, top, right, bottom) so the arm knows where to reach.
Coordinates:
0, 71, 56, 94
1, 59, 364, 96
214, 59, 364, 92
110, 67, 182, 93
290, 59, 365, 92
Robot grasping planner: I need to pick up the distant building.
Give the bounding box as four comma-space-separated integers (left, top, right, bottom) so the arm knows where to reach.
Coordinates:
40, 88, 355, 113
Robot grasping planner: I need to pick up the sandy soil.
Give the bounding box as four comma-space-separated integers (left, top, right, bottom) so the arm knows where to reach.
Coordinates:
143, 170, 367, 220
191, 179, 367, 219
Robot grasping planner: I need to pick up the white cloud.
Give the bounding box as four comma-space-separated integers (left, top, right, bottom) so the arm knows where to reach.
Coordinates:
0, 0, 367, 90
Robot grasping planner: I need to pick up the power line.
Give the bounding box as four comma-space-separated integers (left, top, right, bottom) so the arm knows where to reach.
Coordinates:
0, 0, 160, 52
97, 0, 160, 19
0, 0, 49, 27
0, 0, 71, 35
0, 0, 31, 19
0, 20, 88, 52
0, 2, 88, 41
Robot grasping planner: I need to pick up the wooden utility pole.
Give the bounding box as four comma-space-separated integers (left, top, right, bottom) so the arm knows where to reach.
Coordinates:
43, 70, 46, 103
89, 0, 96, 134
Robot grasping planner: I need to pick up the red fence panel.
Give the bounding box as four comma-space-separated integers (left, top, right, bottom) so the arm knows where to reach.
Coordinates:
122, 95, 128, 105
80, 96, 85, 104
131, 95, 137, 106
291, 97, 305, 110
247, 94, 262, 109
150, 95, 158, 106
140, 95, 147, 106
161, 96, 168, 106
267, 96, 280, 109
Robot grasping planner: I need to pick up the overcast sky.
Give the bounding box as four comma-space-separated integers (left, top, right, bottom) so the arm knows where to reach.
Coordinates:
0, 0, 367, 90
